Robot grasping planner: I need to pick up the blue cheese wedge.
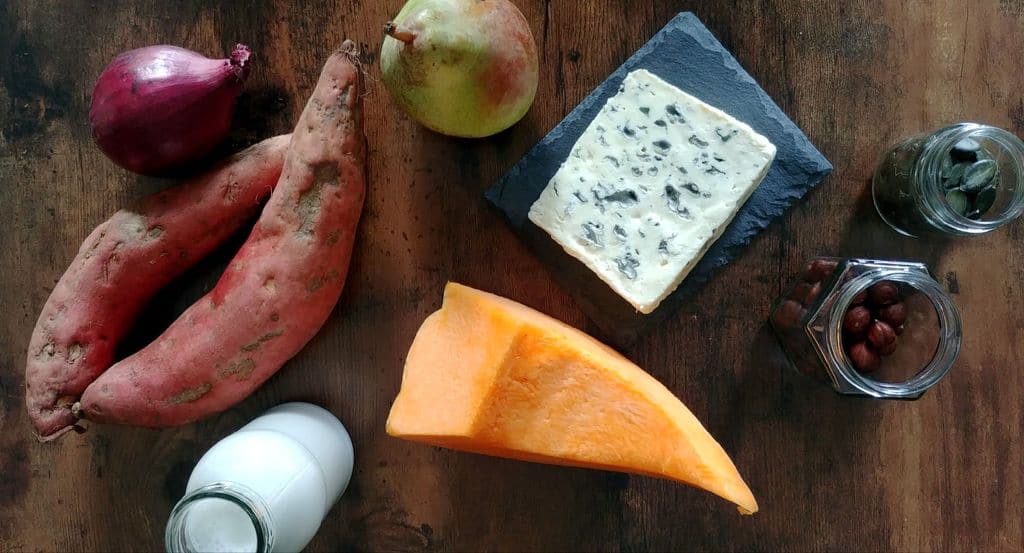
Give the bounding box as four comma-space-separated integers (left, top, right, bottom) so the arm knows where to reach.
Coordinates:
528, 69, 776, 314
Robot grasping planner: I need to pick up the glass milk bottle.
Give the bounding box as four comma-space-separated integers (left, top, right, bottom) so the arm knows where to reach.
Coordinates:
165, 403, 354, 553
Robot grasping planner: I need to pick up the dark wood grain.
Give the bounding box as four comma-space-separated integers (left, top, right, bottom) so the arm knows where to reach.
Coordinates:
2, 1, 1022, 551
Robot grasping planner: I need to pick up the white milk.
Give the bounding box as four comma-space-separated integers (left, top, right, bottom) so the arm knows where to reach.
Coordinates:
165, 403, 354, 553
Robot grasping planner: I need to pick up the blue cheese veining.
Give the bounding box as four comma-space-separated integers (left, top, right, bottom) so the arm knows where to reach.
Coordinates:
527, 69, 777, 314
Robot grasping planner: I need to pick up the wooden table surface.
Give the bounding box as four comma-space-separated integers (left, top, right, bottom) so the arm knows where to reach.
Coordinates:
2, 1, 1023, 551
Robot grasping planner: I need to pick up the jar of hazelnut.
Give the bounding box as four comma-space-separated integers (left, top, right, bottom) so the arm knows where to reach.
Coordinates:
872, 122, 1024, 237
770, 258, 962, 399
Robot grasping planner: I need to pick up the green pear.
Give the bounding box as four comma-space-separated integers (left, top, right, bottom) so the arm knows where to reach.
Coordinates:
381, 0, 539, 138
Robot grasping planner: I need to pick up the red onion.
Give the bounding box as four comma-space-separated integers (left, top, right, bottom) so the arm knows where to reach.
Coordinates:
89, 44, 252, 176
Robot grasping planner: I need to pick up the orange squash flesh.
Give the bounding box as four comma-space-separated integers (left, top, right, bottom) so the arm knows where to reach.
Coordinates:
386, 282, 758, 514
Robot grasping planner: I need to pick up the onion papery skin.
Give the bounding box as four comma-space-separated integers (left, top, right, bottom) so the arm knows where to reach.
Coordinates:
89, 44, 251, 176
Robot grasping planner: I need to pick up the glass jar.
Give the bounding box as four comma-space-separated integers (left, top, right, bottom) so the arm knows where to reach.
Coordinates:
165, 403, 354, 553
770, 258, 962, 399
872, 122, 1024, 236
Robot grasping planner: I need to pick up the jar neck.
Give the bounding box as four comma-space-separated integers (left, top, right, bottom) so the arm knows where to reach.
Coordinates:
165, 482, 275, 553
912, 122, 1024, 235
823, 267, 962, 398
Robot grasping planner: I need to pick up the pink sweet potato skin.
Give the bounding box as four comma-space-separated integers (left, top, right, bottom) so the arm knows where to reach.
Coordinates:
77, 45, 366, 427
25, 135, 289, 439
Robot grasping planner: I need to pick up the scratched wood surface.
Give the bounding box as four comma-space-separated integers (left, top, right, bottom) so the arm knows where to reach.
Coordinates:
2, 1, 1023, 551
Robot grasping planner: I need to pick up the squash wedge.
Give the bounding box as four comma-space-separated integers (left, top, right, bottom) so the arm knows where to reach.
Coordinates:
386, 282, 758, 514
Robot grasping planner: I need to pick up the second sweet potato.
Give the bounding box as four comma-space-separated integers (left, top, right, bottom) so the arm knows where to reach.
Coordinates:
76, 43, 366, 427
26, 135, 289, 440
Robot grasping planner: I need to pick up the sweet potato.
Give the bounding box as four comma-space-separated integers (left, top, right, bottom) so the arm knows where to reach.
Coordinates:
26, 135, 289, 440
76, 43, 366, 427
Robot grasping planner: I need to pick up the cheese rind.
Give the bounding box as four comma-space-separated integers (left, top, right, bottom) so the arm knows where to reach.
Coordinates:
528, 69, 777, 313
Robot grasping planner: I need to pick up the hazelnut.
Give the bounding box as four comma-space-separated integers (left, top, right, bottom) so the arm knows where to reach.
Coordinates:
790, 282, 813, 303
877, 302, 907, 326
868, 281, 900, 306
843, 306, 872, 336
877, 339, 898, 356
867, 320, 897, 349
771, 299, 805, 330
848, 342, 880, 372
802, 259, 838, 283
851, 290, 868, 305
804, 282, 823, 306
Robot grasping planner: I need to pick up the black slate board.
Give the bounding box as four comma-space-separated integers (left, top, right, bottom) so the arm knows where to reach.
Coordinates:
485, 12, 832, 347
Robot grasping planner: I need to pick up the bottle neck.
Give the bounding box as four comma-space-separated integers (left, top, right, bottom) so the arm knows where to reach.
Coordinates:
165, 482, 275, 553
823, 267, 962, 398
913, 122, 1024, 235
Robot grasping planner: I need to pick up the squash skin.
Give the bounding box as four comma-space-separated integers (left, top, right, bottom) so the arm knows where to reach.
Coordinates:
387, 282, 758, 514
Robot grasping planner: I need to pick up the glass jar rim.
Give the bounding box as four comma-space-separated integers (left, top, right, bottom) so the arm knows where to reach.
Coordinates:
823, 267, 962, 398
165, 482, 274, 553
914, 122, 1024, 234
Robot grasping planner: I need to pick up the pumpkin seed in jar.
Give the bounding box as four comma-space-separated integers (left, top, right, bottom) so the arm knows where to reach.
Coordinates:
940, 154, 954, 178
943, 162, 967, 189
968, 186, 998, 220
945, 189, 970, 215
951, 138, 981, 162
961, 159, 999, 193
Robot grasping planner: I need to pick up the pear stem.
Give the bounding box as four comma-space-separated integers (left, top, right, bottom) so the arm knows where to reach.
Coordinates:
384, 21, 416, 44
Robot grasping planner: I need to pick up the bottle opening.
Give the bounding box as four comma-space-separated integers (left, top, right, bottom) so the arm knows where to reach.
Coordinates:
183, 497, 258, 552
166, 483, 272, 553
